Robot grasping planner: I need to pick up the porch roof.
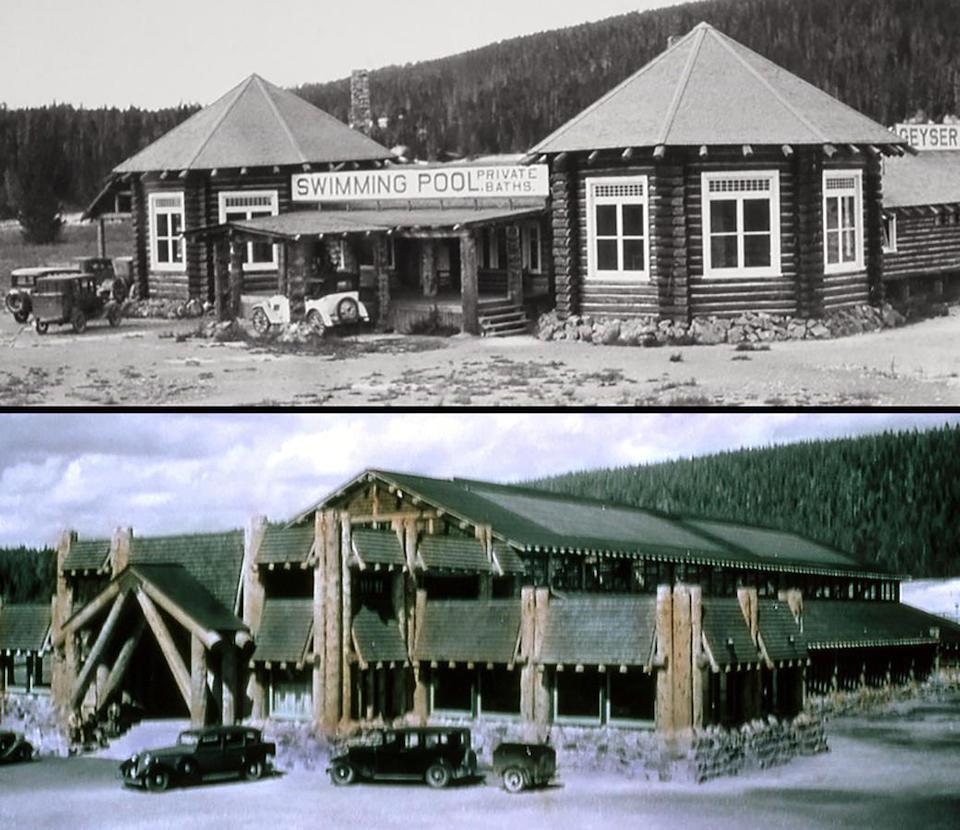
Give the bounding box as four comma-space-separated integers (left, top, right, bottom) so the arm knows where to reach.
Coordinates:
352, 606, 408, 665
757, 599, 807, 663
414, 599, 521, 665
803, 600, 948, 649
252, 598, 313, 664
0, 604, 51, 653
539, 596, 656, 667
418, 535, 492, 573
257, 521, 315, 567
352, 528, 406, 569
187, 205, 545, 241
701, 597, 761, 668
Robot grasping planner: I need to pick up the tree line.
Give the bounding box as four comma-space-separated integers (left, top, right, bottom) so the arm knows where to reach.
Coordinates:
526, 424, 960, 579
3, 0, 960, 234
0, 546, 56, 604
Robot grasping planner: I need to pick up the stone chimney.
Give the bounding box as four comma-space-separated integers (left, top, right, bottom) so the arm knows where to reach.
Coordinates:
350, 69, 373, 135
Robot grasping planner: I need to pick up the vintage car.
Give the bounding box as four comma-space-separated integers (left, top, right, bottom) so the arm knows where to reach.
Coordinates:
491, 742, 556, 793
119, 725, 276, 792
328, 727, 478, 788
32, 274, 122, 334
0, 730, 34, 764
249, 275, 371, 336
4, 258, 128, 325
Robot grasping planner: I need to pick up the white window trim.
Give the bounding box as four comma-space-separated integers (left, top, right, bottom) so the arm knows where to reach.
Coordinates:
701, 170, 782, 279
882, 213, 898, 254
218, 190, 279, 272
822, 169, 864, 274
148, 191, 186, 273
586, 175, 650, 283
522, 222, 542, 274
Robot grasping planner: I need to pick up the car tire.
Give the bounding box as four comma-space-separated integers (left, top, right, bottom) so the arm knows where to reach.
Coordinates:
251, 308, 271, 336
306, 309, 326, 336
330, 762, 356, 786
112, 280, 129, 303
336, 297, 360, 325
17, 745, 33, 763
71, 309, 87, 334
146, 769, 170, 792
501, 767, 526, 793
107, 304, 122, 328
243, 758, 265, 781
425, 762, 452, 789
35, 319, 48, 335
14, 310, 29, 325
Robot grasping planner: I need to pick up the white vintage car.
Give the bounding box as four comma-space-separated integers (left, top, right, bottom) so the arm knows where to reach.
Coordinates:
249, 289, 370, 336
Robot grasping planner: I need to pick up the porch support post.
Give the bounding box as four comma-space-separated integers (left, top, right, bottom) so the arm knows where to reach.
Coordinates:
221, 644, 238, 725
532, 588, 551, 736
97, 218, 107, 259
375, 234, 390, 328
341, 513, 353, 725
191, 634, 208, 726
690, 585, 704, 729
228, 235, 244, 321
420, 239, 437, 298
313, 510, 325, 731
655, 585, 674, 732
289, 239, 310, 322
506, 224, 523, 303
214, 239, 229, 322
672, 584, 693, 734
412, 589, 429, 722
322, 510, 342, 732
460, 231, 480, 335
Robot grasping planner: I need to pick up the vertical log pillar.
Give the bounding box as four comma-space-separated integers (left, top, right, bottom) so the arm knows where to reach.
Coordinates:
655, 585, 673, 732
52, 531, 76, 718
550, 160, 580, 318
244, 516, 267, 719
191, 635, 208, 726
214, 239, 229, 322
221, 645, 237, 725
413, 589, 429, 722
322, 510, 342, 732
506, 224, 523, 302
340, 514, 353, 725
653, 162, 689, 322
375, 234, 391, 328
460, 231, 480, 335
277, 243, 288, 296
97, 218, 107, 259
288, 239, 310, 322
672, 584, 693, 733
864, 152, 885, 305
312, 510, 326, 731
690, 585, 704, 729
131, 175, 149, 300
519, 586, 536, 736
796, 148, 825, 318
228, 236, 244, 321
532, 588, 551, 736
111, 527, 132, 577
420, 240, 438, 298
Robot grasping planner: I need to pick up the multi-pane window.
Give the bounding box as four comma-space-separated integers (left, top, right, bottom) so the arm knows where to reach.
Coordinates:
586, 177, 649, 280
823, 171, 863, 272
522, 222, 541, 273
702, 172, 781, 277
881, 214, 897, 253
218, 191, 279, 270
148, 192, 185, 272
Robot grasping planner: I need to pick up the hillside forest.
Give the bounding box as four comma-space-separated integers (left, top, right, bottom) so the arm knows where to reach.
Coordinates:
1, 0, 959, 223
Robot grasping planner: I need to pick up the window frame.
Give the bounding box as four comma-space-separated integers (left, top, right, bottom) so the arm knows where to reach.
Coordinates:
701, 170, 782, 279
585, 175, 651, 282
148, 191, 186, 273
822, 169, 864, 274
881, 213, 898, 254
218, 190, 280, 272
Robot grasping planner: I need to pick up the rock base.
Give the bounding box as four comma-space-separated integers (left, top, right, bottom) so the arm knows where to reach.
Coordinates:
0, 693, 69, 757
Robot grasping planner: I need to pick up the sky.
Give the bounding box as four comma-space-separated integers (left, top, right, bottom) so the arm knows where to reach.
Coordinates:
0, 411, 956, 549
1, 0, 686, 110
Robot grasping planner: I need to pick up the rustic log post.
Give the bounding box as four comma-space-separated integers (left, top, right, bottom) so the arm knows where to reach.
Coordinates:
97, 218, 107, 259
229, 236, 244, 320
277, 242, 288, 296
420, 240, 438, 298
460, 231, 480, 335
690, 585, 704, 729
322, 510, 342, 731
519, 586, 536, 735
243, 516, 267, 718
864, 152, 885, 305
288, 239, 310, 322
131, 175, 149, 300
655, 585, 673, 732
532, 588, 551, 735
672, 584, 693, 733
413, 589, 429, 722
737, 585, 759, 642
191, 634, 208, 726
111, 527, 132, 577
222, 644, 237, 725
53, 530, 76, 716
341, 514, 353, 725
796, 148, 825, 317
313, 510, 326, 731
550, 161, 580, 318
214, 239, 229, 321
506, 224, 523, 303
375, 234, 391, 328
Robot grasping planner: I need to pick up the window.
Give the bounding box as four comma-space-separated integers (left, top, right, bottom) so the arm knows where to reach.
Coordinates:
218, 191, 279, 271
702, 172, 781, 278
478, 667, 521, 715
148, 192, 185, 272
586, 176, 649, 281
882, 214, 897, 253
522, 223, 542, 273
432, 666, 474, 714
555, 670, 602, 722
607, 669, 655, 723
823, 170, 864, 273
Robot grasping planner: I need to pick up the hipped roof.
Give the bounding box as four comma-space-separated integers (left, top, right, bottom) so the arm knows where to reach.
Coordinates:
532, 22, 904, 154
113, 74, 391, 174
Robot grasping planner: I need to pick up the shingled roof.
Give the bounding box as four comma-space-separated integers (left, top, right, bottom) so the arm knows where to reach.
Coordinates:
531, 22, 904, 154
130, 530, 244, 613
112, 74, 391, 174
257, 522, 314, 567
352, 528, 406, 569
129, 563, 246, 632
804, 600, 945, 648
883, 150, 960, 209
414, 600, 521, 664
352, 606, 408, 665
62, 538, 110, 573
252, 598, 313, 664
418, 535, 492, 573
539, 597, 656, 666
0, 604, 51, 653
757, 599, 807, 664
702, 598, 760, 668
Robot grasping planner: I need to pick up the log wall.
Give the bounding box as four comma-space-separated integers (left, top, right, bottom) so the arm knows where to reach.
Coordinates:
884, 209, 960, 281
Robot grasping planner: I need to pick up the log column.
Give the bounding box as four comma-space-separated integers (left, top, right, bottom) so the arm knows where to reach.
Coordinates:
288, 239, 311, 322
191, 634, 208, 726
229, 236, 244, 320
690, 585, 704, 729
460, 231, 480, 335
131, 176, 149, 299
655, 585, 673, 732
221, 644, 237, 725
375, 234, 391, 328
340, 514, 353, 725
322, 510, 342, 732
864, 152, 885, 305
412, 589, 429, 722
506, 224, 523, 302
672, 584, 693, 733
653, 162, 688, 322
214, 239, 230, 321
550, 160, 580, 318
420, 240, 438, 298
796, 148, 825, 318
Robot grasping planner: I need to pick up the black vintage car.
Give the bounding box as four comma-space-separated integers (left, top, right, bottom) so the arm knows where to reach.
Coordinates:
0, 731, 34, 764
5, 258, 127, 325
491, 742, 556, 793
328, 727, 478, 788
119, 725, 276, 792
32, 274, 122, 334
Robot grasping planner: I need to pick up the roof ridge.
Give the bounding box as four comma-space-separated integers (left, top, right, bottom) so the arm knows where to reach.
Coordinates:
182, 76, 254, 170
657, 24, 708, 145
254, 75, 308, 164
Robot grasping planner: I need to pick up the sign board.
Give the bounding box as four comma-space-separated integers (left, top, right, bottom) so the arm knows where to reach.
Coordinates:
893, 123, 960, 151
292, 164, 550, 203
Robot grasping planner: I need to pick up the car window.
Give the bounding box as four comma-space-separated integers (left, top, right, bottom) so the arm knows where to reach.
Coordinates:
178, 732, 199, 746
199, 733, 220, 747
225, 732, 244, 748
424, 734, 440, 749
245, 731, 259, 745
405, 733, 421, 749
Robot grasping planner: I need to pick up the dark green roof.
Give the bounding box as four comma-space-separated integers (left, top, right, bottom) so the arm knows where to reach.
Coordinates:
758, 600, 807, 663
130, 564, 245, 632
352, 606, 408, 664
702, 598, 760, 667
63, 538, 110, 572
804, 601, 944, 648
0, 604, 51, 652
492, 544, 525, 575
257, 522, 314, 566
414, 599, 521, 664
130, 530, 244, 612
309, 470, 872, 577
252, 598, 313, 664
352, 528, 405, 568
540, 596, 656, 666
419, 535, 491, 573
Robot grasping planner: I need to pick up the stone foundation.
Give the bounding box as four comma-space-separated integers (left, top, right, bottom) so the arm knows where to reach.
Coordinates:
807, 668, 960, 718
0, 693, 69, 757
537, 303, 908, 347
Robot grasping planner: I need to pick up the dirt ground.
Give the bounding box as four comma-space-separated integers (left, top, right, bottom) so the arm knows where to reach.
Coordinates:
1, 694, 958, 830
3, 302, 960, 406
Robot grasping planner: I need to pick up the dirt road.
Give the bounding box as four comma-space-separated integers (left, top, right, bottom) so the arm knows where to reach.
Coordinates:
2, 307, 960, 406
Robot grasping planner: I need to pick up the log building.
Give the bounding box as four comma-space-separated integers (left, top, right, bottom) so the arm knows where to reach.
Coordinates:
35, 470, 960, 744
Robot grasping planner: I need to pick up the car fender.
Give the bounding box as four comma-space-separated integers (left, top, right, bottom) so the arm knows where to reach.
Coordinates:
254, 295, 292, 325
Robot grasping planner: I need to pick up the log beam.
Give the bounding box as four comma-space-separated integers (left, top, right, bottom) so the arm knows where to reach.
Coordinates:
99, 619, 145, 707
70, 590, 128, 708
55, 581, 121, 645
139, 582, 221, 650
136, 588, 191, 710
221, 644, 238, 725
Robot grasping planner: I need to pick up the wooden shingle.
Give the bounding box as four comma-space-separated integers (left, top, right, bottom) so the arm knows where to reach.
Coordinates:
804, 601, 945, 649
0, 604, 51, 653
418, 536, 492, 573
414, 599, 521, 664
252, 598, 313, 664
702, 598, 760, 668
352, 607, 408, 665
257, 522, 314, 566
757, 600, 807, 663
62, 538, 110, 573
539, 597, 656, 666
352, 529, 405, 568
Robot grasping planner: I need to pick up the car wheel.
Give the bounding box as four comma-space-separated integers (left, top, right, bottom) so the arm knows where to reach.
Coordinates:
336, 297, 360, 325
35, 319, 48, 335
112, 280, 129, 303
14, 310, 29, 324
243, 759, 264, 781
146, 769, 170, 792
306, 309, 326, 336
17, 745, 33, 763
107, 303, 122, 328
251, 307, 271, 336
71, 309, 87, 334
501, 767, 526, 793
330, 762, 356, 786
425, 762, 452, 789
